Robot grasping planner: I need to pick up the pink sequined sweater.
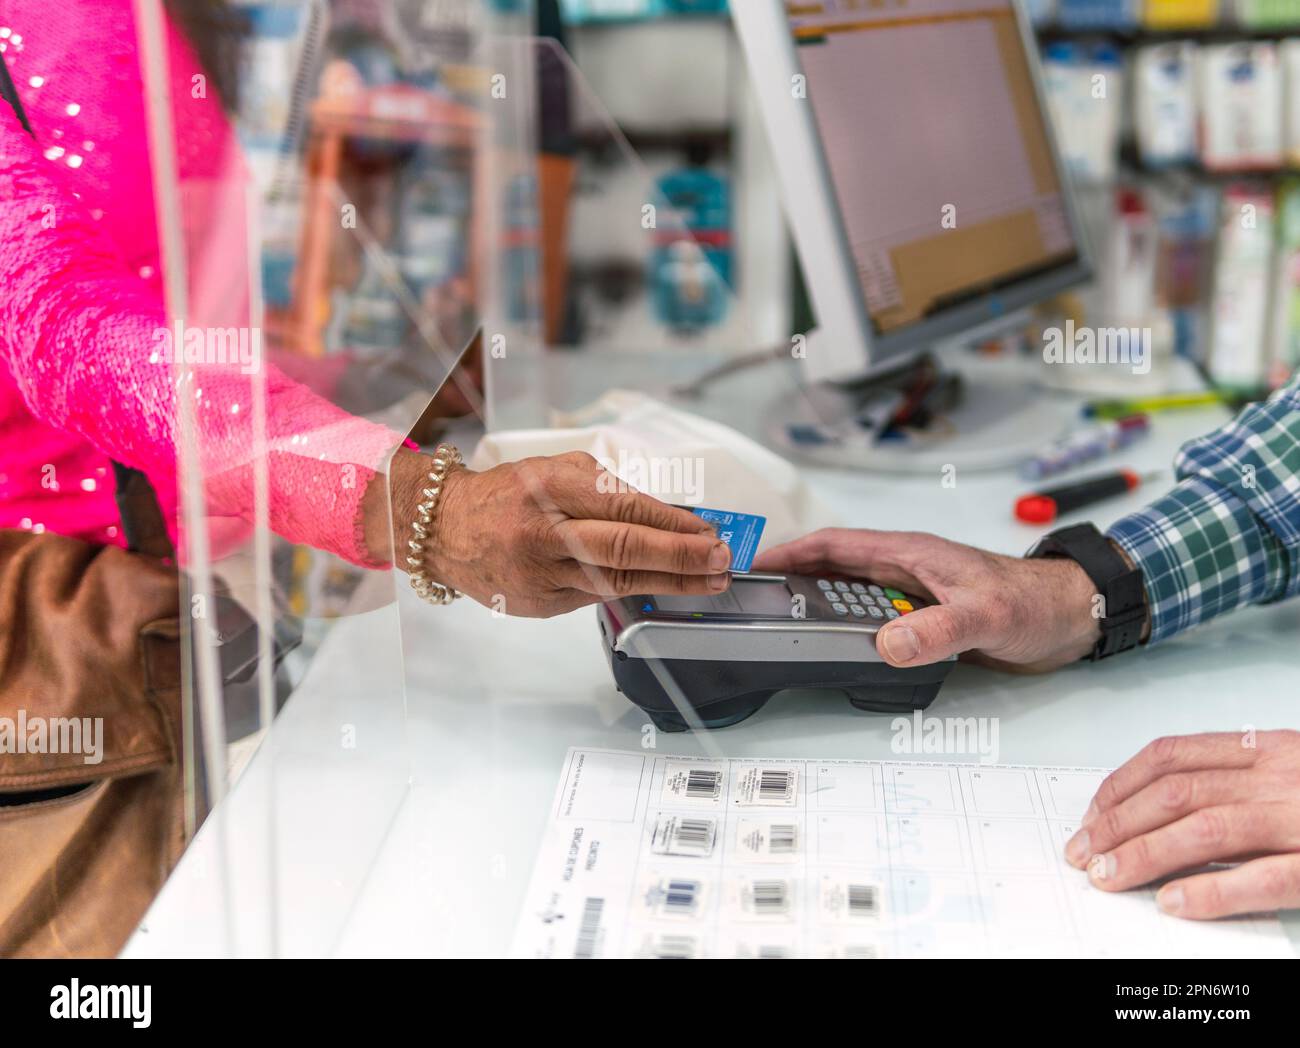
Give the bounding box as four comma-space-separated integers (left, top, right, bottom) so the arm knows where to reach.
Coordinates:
0, 1, 400, 566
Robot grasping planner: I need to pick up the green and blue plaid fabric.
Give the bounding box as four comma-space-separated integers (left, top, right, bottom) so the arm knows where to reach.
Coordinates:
1107, 373, 1300, 644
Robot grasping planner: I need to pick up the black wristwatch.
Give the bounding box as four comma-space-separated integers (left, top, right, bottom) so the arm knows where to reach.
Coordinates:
1026, 522, 1147, 661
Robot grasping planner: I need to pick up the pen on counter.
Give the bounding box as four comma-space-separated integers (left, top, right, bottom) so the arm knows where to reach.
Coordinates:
1083, 391, 1232, 419
1019, 414, 1150, 481
1015, 469, 1162, 525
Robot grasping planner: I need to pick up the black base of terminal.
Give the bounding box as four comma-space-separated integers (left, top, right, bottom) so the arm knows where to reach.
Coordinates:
607, 647, 952, 732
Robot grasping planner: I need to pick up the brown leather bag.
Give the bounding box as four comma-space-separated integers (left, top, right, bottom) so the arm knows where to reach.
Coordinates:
0, 524, 185, 958
0, 463, 299, 958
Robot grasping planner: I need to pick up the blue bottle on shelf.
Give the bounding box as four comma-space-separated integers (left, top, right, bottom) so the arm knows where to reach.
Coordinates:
651, 167, 732, 333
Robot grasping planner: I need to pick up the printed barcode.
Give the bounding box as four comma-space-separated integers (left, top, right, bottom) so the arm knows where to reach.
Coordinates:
672, 818, 714, 852
653, 934, 697, 959
769, 824, 797, 853
651, 814, 716, 858
848, 883, 879, 917
573, 897, 604, 959
750, 879, 790, 916
663, 879, 701, 916
686, 769, 721, 799
758, 770, 792, 802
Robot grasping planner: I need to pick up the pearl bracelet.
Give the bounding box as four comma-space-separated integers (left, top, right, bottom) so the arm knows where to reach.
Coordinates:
405, 442, 463, 606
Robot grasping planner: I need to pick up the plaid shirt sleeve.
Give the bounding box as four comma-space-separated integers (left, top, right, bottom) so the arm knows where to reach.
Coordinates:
1105, 373, 1300, 644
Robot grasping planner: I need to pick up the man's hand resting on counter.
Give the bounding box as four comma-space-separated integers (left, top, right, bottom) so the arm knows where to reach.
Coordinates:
1068, 731, 1300, 918
754, 527, 1115, 671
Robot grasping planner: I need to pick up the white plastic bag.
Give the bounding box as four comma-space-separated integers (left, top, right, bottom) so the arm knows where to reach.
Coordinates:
469, 390, 837, 546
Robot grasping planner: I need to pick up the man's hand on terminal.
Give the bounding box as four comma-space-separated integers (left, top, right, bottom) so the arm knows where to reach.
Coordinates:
754, 528, 1111, 672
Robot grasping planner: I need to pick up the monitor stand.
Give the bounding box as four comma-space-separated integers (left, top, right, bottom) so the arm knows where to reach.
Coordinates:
768, 342, 1074, 474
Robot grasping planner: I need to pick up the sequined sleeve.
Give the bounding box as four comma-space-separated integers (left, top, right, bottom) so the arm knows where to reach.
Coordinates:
0, 102, 403, 567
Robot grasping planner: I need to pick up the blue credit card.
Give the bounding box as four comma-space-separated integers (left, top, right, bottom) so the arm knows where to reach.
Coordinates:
677, 505, 766, 573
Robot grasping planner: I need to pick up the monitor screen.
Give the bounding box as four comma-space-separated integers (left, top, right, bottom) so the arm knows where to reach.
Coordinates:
785, 0, 1080, 336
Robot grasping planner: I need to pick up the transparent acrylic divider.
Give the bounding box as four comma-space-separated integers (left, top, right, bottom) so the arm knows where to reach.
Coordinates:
127, 0, 484, 956
384, 33, 797, 956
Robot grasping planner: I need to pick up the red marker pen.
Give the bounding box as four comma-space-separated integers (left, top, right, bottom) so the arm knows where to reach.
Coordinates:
1015, 470, 1153, 525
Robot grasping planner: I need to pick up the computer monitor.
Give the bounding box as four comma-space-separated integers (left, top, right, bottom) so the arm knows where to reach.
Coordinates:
734, 0, 1091, 384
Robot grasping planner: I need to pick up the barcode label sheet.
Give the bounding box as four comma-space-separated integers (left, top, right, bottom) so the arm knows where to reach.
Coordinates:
510, 748, 1294, 960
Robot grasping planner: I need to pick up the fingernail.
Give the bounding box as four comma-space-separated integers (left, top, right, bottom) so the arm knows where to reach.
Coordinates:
1065, 829, 1090, 865
1083, 800, 1099, 824
1088, 853, 1116, 882
1157, 885, 1184, 915
709, 573, 730, 591
880, 624, 919, 664
709, 543, 731, 572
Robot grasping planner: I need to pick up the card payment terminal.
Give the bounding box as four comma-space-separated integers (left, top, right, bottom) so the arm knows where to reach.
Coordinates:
596, 573, 955, 731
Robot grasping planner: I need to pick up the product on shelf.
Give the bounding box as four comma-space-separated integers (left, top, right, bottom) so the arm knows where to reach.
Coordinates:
560, 0, 726, 21
650, 167, 731, 332
1135, 43, 1198, 167
1102, 188, 1159, 330
1151, 180, 1220, 363
1233, 0, 1300, 28
1024, 0, 1060, 23
1269, 179, 1300, 384
1198, 43, 1283, 171
1208, 185, 1276, 388
1042, 42, 1125, 183
237, 2, 305, 150
397, 151, 471, 295
1283, 39, 1300, 166
1142, 0, 1219, 28
1054, 0, 1139, 29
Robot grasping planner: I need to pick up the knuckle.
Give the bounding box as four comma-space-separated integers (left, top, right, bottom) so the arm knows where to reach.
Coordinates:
524, 455, 557, 483
665, 572, 695, 594
673, 538, 694, 575
1189, 808, 1229, 848
1258, 862, 1293, 900
605, 569, 636, 595
1099, 806, 1126, 846
1158, 774, 1193, 812
563, 450, 598, 471
1147, 735, 1183, 770
606, 526, 638, 569
606, 493, 639, 525
1128, 833, 1154, 872
805, 528, 837, 558
1093, 773, 1119, 811
1258, 729, 1297, 768
912, 531, 946, 555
